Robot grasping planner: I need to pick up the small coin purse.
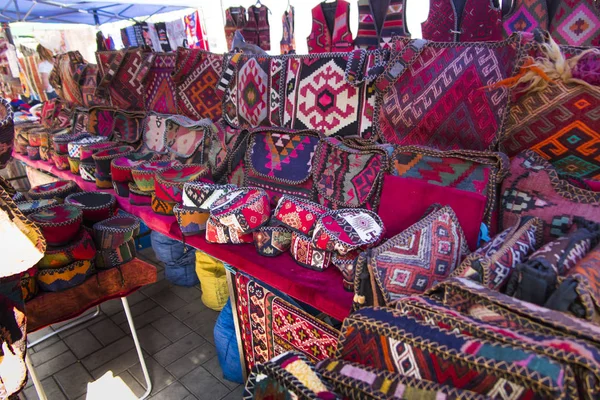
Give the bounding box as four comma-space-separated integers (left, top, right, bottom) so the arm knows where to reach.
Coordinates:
182, 182, 237, 210
205, 217, 254, 244
290, 231, 332, 271
273, 195, 328, 235
210, 188, 270, 234
253, 225, 293, 257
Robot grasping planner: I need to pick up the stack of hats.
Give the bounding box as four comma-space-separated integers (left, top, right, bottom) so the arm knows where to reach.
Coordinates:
26, 129, 42, 160
92, 145, 134, 189
51, 132, 90, 170
153, 164, 210, 216
92, 214, 141, 269
79, 142, 118, 182
28, 180, 80, 203
65, 192, 117, 226
110, 152, 158, 197
38, 129, 51, 161
14, 124, 42, 155
67, 136, 108, 174
130, 160, 179, 206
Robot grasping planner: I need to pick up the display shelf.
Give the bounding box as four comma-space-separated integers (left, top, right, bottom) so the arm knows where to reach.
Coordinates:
14, 152, 353, 321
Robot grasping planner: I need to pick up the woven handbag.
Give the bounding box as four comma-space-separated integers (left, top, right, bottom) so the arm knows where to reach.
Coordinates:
79, 63, 110, 108
113, 110, 145, 145
87, 107, 116, 138
52, 51, 86, 107
375, 34, 527, 150
163, 115, 213, 165
145, 52, 177, 114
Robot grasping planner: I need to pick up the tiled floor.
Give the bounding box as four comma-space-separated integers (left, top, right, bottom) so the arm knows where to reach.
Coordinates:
21, 248, 243, 400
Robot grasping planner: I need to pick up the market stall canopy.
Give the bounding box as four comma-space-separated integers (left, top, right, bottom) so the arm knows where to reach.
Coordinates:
0, 0, 191, 25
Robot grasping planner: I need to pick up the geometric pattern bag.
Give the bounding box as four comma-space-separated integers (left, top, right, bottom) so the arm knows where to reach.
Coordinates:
244, 127, 321, 205
145, 53, 177, 114
112, 110, 145, 145
52, 51, 86, 107
163, 115, 213, 164
376, 34, 526, 150
501, 150, 600, 242
88, 107, 116, 138
79, 64, 110, 108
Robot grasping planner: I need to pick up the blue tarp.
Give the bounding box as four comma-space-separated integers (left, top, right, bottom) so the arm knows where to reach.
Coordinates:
0, 0, 189, 25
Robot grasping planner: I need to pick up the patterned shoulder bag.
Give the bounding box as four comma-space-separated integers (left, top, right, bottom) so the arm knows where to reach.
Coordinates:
52, 51, 86, 107
205, 120, 245, 183
163, 115, 213, 165
244, 127, 321, 205
145, 52, 177, 114
71, 108, 89, 136
78, 63, 110, 108
113, 110, 145, 146
375, 34, 527, 150
87, 107, 116, 138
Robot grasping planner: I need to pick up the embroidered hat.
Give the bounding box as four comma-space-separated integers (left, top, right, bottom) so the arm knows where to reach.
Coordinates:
312, 209, 385, 255
68, 136, 107, 159
52, 132, 90, 154
79, 161, 96, 182
27, 145, 41, 160
51, 152, 70, 170
332, 250, 361, 292
17, 199, 59, 216
65, 192, 117, 224
38, 259, 93, 292
29, 180, 79, 201
205, 217, 253, 244
111, 152, 158, 184
28, 132, 41, 147
112, 180, 129, 197
290, 231, 332, 271
79, 141, 118, 163
174, 205, 210, 236
154, 164, 210, 203
39, 130, 50, 147
253, 225, 292, 257
68, 156, 81, 174
13, 142, 26, 155
128, 182, 152, 206
39, 146, 50, 161
93, 214, 141, 249
273, 195, 328, 236
95, 238, 136, 269
92, 145, 135, 181
182, 182, 237, 210
210, 188, 270, 234
37, 228, 96, 269
28, 204, 83, 246
131, 160, 180, 192
151, 193, 177, 216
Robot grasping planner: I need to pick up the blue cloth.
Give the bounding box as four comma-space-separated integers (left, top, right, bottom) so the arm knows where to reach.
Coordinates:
214, 299, 243, 383
150, 231, 198, 287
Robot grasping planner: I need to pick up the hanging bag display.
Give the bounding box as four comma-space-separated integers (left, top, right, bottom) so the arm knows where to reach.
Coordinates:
145, 52, 177, 114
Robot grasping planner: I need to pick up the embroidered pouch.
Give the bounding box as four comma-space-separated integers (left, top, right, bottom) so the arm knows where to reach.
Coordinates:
65, 192, 116, 224
210, 188, 270, 233
354, 206, 469, 308
174, 205, 210, 237
27, 146, 40, 160
80, 64, 110, 108
131, 160, 180, 192
52, 132, 90, 155
28, 204, 83, 246
37, 228, 96, 269
155, 164, 210, 203
17, 199, 58, 216
317, 359, 486, 400
172, 48, 225, 121
93, 215, 141, 249
290, 231, 332, 271
38, 259, 93, 292
312, 209, 384, 255
80, 142, 118, 163
95, 238, 136, 269
182, 182, 237, 210
28, 180, 79, 201
145, 52, 177, 114
273, 195, 328, 236
113, 110, 145, 145
92, 145, 135, 180
205, 216, 253, 244
110, 152, 157, 184
253, 225, 292, 257
376, 35, 526, 150
87, 107, 116, 138
151, 193, 176, 216
451, 216, 544, 291
501, 150, 600, 242
245, 127, 320, 205
96, 49, 156, 111
337, 306, 576, 399
163, 115, 213, 162
332, 250, 361, 292
68, 136, 107, 159
142, 113, 168, 154
312, 137, 389, 211
70, 109, 87, 137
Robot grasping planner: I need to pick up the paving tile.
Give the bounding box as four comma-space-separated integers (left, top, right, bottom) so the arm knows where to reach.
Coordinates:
182, 396, 198, 400
30, 340, 69, 367
27, 326, 54, 345
120, 306, 169, 334
180, 366, 230, 400
140, 279, 171, 297
169, 285, 201, 303
149, 289, 188, 312
129, 358, 176, 393
126, 290, 147, 307
54, 309, 105, 340
33, 351, 77, 381
111, 298, 158, 325
137, 325, 171, 355
165, 342, 217, 379
54, 362, 93, 399
100, 298, 125, 316
203, 356, 240, 390
23, 377, 66, 400
172, 302, 205, 322
90, 348, 145, 380
221, 385, 244, 400
88, 318, 125, 346
117, 370, 146, 398
153, 333, 205, 367
151, 314, 192, 342
149, 382, 193, 400
81, 336, 134, 372
63, 329, 103, 359
183, 308, 219, 331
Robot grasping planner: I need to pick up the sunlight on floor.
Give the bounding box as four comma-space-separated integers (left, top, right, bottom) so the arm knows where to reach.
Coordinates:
86, 372, 138, 400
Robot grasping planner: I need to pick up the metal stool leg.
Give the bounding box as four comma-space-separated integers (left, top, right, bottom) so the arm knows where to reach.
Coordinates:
121, 297, 152, 399
25, 351, 48, 400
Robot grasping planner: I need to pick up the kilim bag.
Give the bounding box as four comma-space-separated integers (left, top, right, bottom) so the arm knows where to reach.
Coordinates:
205, 216, 253, 244
145, 52, 177, 114
210, 188, 270, 233
163, 115, 213, 164
87, 107, 116, 138
312, 137, 390, 211
253, 225, 292, 257
337, 306, 578, 399
205, 120, 244, 182
354, 206, 469, 309
53, 101, 73, 130
71, 108, 89, 136
79, 63, 110, 108
272, 195, 328, 236
172, 48, 225, 121
501, 150, 600, 242
113, 110, 145, 145
182, 182, 236, 210
375, 34, 527, 150
451, 216, 544, 291
40, 99, 57, 129
142, 113, 169, 154
96, 49, 156, 111
244, 127, 320, 205
0, 98, 13, 167
52, 51, 86, 107
290, 231, 332, 271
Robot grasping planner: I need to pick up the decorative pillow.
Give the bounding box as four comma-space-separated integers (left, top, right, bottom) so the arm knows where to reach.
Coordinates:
113, 110, 145, 144
65, 192, 116, 224
92, 214, 141, 250
312, 209, 384, 255
28, 180, 79, 201
163, 115, 212, 162
182, 182, 237, 210
16, 199, 59, 216
145, 52, 177, 114
312, 137, 389, 211
501, 150, 600, 242
174, 205, 210, 237
273, 195, 328, 236
451, 216, 544, 291
210, 188, 270, 234
354, 206, 469, 308
38, 259, 92, 292
87, 107, 116, 138
376, 35, 525, 150
154, 164, 210, 203
131, 160, 180, 192
172, 48, 224, 121
28, 204, 83, 246
253, 225, 292, 257
95, 238, 136, 269
27, 145, 41, 160
142, 113, 169, 154
205, 216, 253, 244
244, 128, 320, 205
37, 228, 96, 269
290, 232, 332, 271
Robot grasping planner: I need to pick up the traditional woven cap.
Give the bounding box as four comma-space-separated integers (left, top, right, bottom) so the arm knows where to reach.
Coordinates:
52, 132, 90, 154
28, 204, 83, 246
290, 231, 332, 271
128, 182, 152, 206
68, 156, 81, 174
68, 136, 107, 159
312, 209, 385, 255
205, 217, 253, 244
65, 192, 116, 224
182, 182, 237, 210
154, 164, 210, 203
17, 199, 59, 216
79, 161, 96, 182
38, 259, 93, 292
37, 228, 96, 269
80, 141, 118, 162
39, 146, 51, 161
27, 145, 41, 160
29, 180, 79, 201
253, 225, 292, 257
131, 160, 180, 192
273, 195, 328, 235
28, 132, 42, 147
111, 152, 158, 183
93, 214, 141, 249
151, 193, 176, 216
95, 238, 136, 269
174, 205, 210, 237
51, 152, 70, 170
92, 145, 135, 179
210, 188, 270, 234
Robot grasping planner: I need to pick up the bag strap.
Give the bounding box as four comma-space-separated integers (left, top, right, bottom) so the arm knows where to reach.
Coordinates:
215, 52, 242, 97
96, 50, 127, 98
374, 38, 428, 94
